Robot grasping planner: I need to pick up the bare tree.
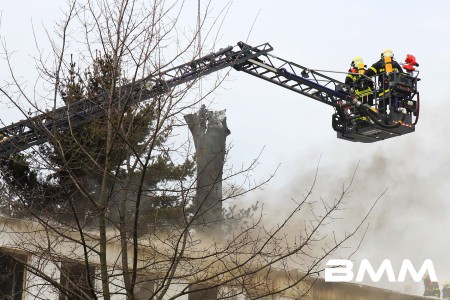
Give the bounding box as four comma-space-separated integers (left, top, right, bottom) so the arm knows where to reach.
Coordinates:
0, 1, 378, 299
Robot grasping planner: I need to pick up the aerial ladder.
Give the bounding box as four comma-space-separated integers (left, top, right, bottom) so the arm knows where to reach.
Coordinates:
0, 42, 420, 158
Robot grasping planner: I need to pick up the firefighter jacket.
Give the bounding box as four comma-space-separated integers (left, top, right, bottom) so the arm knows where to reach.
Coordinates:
443, 286, 450, 299
365, 59, 403, 77
345, 67, 359, 85
364, 59, 403, 97
424, 280, 441, 298
345, 67, 374, 103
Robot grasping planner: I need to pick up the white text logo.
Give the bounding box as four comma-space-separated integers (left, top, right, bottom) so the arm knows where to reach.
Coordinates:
324, 259, 437, 283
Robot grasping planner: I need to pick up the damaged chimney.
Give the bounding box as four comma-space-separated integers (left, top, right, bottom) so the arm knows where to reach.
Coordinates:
184, 105, 230, 231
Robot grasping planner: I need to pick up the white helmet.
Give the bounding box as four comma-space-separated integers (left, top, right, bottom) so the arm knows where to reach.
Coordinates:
382, 48, 393, 58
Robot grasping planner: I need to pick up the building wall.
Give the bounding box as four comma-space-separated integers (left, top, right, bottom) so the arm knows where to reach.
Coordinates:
310, 280, 430, 300
26, 256, 59, 300
0, 217, 434, 300
0, 249, 435, 300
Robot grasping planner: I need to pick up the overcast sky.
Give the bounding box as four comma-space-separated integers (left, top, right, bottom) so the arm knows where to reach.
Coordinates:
1, 0, 450, 296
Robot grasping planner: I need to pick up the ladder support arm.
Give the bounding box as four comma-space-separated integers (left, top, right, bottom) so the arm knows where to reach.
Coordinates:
0, 42, 351, 158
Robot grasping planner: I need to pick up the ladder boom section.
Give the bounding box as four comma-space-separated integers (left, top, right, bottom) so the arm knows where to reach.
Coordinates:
233, 44, 352, 106
0, 42, 273, 158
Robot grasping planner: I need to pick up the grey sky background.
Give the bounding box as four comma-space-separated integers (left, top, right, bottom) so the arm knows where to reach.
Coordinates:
1, 0, 449, 296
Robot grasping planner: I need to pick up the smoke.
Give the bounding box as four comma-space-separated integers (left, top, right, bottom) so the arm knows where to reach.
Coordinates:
229, 98, 450, 295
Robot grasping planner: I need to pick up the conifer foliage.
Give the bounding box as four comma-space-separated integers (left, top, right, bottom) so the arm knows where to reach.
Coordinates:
1, 52, 195, 229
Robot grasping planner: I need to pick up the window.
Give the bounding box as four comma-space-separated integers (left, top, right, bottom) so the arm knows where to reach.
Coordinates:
59, 261, 95, 300
134, 278, 155, 299
188, 283, 218, 300
0, 250, 26, 300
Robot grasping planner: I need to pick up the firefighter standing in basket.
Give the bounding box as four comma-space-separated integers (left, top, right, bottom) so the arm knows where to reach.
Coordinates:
345, 56, 374, 106
364, 49, 403, 113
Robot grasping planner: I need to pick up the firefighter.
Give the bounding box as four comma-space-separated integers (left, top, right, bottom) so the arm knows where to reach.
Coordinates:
423, 273, 441, 298
345, 56, 374, 106
443, 282, 450, 299
365, 48, 404, 79
345, 56, 365, 85
364, 49, 403, 113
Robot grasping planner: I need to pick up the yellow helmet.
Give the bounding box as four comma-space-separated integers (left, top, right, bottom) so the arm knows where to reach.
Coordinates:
351, 56, 364, 66
382, 48, 393, 58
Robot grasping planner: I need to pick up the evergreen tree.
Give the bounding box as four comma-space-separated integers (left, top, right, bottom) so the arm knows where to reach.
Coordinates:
1, 52, 195, 230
